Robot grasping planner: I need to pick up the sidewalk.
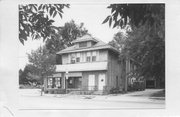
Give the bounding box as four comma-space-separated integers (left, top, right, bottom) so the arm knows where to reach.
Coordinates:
42, 93, 165, 104
20, 89, 165, 104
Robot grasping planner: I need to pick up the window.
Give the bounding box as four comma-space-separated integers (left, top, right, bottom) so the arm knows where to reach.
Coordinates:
92, 56, 96, 62
86, 52, 91, 62
79, 42, 87, 48
71, 53, 76, 64
55, 78, 61, 88
92, 51, 96, 62
86, 57, 91, 62
76, 53, 80, 62
76, 58, 80, 62
47, 78, 52, 88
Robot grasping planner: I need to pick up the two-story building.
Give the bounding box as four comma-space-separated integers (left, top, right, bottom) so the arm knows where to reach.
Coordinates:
43, 35, 140, 94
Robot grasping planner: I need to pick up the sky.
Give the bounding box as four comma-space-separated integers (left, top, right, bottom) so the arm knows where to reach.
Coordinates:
18, 4, 121, 69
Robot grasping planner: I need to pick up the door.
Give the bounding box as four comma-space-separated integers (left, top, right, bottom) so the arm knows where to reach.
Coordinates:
88, 75, 95, 90
98, 74, 105, 90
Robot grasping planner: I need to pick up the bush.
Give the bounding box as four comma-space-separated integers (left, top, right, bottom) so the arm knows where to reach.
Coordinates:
110, 88, 119, 94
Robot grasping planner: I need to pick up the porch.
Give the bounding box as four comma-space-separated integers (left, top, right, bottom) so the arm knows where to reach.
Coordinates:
44, 71, 109, 94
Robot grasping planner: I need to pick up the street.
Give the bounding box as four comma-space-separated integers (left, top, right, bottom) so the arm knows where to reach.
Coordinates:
1, 89, 165, 117
19, 89, 165, 109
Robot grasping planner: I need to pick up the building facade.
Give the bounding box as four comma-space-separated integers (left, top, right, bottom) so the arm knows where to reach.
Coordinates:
43, 35, 141, 94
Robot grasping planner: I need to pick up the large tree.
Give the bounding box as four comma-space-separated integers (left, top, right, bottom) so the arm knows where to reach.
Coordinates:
27, 46, 56, 84
103, 4, 165, 85
19, 4, 69, 44
109, 31, 127, 52
19, 64, 40, 85
45, 20, 88, 54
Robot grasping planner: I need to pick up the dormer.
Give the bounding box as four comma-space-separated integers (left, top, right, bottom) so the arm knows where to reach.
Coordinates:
72, 35, 98, 48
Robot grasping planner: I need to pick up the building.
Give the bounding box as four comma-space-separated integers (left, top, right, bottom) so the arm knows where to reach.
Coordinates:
43, 35, 142, 94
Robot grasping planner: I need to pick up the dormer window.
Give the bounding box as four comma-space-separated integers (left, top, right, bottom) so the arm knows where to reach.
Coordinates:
79, 42, 87, 48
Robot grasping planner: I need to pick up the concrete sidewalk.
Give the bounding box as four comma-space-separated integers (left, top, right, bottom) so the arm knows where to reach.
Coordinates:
20, 89, 165, 104
41, 90, 165, 104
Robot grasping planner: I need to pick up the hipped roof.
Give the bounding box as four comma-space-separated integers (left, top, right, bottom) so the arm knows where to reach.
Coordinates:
57, 35, 119, 54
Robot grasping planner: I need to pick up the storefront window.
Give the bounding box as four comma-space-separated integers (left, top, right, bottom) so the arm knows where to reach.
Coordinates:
47, 77, 61, 88
47, 78, 52, 88
55, 78, 61, 88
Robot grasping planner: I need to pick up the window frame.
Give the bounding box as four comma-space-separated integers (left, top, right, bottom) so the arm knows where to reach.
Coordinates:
76, 53, 80, 62
79, 42, 87, 48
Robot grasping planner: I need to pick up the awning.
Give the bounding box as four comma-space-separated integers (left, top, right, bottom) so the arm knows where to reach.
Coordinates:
67, 72, 82, 77
56, 61, 107, 72
48, 73, 62, 78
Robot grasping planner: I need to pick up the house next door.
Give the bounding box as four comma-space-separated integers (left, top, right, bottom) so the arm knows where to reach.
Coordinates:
98, 74, 105, 90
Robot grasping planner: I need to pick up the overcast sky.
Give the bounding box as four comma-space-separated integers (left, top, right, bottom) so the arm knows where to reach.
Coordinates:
18, 4, 121, 69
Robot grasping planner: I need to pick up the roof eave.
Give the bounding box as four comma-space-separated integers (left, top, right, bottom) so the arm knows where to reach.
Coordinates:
72, 38, 98, 44
57, 46, 119, 55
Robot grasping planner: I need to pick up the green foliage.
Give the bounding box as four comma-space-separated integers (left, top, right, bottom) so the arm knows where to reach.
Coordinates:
19, 64, 40, 85
109, 31, 127, 51
27, 46, 56, 84
105, 4, 165, 83
103, 4, 165, 29
126, 24, 165, 79
19, 4, 69, 44
45, 20, 88, 54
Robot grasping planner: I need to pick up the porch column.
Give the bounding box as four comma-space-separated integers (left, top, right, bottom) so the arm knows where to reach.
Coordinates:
65, 71, 69, 93
43, 77, 48, 91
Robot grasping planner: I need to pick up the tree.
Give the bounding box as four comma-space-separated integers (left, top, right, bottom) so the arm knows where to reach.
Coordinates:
109, 31, 127, 51
102, 4, 164, 29
45, 20, 88, 54
19, 69, 25, 84
19, 64, 41, 85
103, 4, 165, 86
19, 4, 70, 44
27, 46, 56, 84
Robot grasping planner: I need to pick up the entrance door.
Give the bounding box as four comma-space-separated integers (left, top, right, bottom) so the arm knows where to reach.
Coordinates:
67, 77, 82, 89
88, 75, 95, 90
98, 74, 105, 90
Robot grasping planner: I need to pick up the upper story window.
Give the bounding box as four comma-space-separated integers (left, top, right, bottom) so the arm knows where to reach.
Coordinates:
86, 51, 91, 62
76, 53, 80, 62
92, 51, 96, 62
79, 42, 87, 48
70, 53, 76, 64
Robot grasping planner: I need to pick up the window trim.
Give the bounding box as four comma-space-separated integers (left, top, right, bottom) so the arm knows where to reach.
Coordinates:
79, 42, 87, 48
